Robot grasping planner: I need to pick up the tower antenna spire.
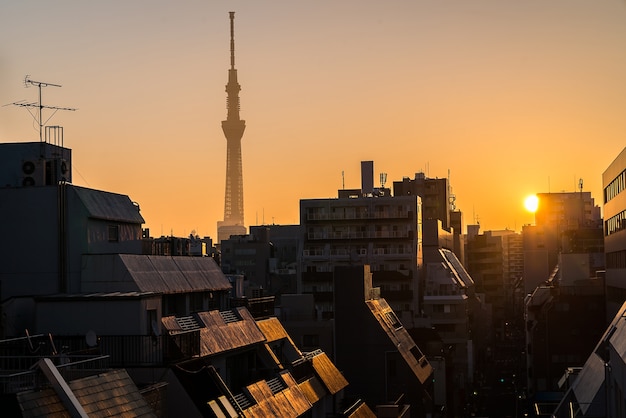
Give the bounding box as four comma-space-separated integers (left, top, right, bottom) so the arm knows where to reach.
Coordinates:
218, 12, 247, 243
229, 11, 236, 70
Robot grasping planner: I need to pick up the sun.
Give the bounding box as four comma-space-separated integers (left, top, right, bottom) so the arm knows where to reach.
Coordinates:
524, 195, 539, 213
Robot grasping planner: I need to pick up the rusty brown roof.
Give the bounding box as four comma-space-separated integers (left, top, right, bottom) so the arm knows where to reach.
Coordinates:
16, 369, 155, 417
365, 298, 433, 384
310, 352, 348, 395
242, 371, 311, 418
162, 308, 266, 356
297, 376, 326, 404
256, 317, 302, 363
256, 317, 290, 342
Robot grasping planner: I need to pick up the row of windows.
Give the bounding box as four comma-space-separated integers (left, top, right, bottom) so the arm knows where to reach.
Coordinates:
607, 250, 626, 269
605, 210, 626, 237
605, 169, 626, 203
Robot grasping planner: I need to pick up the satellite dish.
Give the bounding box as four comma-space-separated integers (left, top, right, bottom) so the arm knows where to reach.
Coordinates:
85, 330, 97, 347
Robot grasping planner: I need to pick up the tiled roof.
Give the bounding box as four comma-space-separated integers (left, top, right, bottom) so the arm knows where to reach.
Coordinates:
16, 369, 155, 417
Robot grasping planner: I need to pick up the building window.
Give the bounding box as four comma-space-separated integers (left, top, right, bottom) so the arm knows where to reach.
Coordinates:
108, 225, 119, 242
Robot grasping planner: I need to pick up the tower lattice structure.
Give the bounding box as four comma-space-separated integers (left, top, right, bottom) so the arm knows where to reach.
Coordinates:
221, 11, 245, 228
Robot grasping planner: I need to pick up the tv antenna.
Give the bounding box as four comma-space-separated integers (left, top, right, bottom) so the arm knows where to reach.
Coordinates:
7, 75, 77, 142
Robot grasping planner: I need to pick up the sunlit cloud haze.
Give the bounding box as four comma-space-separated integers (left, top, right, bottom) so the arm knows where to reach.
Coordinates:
2, 1, 626, 238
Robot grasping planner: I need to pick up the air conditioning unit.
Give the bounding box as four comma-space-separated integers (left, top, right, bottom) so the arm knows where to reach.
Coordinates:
54, 158, 70, 183
21, 159, 45, 187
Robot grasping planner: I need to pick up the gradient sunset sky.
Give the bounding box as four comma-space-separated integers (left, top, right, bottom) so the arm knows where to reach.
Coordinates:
2, 1, 626, 239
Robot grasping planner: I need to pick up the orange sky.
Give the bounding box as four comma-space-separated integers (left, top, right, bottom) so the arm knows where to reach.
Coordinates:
2, 1, 626, 239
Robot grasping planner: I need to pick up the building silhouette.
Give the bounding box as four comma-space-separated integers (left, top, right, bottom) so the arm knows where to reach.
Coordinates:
218, 11, 247, 244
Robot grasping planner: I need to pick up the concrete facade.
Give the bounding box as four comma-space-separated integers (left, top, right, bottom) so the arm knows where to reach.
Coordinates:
604, 147, 626, 321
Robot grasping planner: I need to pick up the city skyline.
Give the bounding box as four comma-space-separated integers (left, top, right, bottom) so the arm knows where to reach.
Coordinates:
2, 1, 626, 239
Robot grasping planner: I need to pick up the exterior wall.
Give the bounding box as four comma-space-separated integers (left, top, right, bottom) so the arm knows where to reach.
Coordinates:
35, 296, 162, 335
604, 147, 626, 320
220, 235, 271, 294
0, 187, 62, 298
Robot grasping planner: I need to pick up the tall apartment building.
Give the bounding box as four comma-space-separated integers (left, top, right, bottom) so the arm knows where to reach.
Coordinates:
394, 173, 450, 230
604, 147, 626, 321
299, 162, 422, 323
394, 172, 464, 261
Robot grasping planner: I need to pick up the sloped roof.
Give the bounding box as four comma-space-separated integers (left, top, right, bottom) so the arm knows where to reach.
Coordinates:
310, 352, 348, 395
162, 308, 266, 356
16, 369, 155, 417
72, 185, 144, 223
256, 317, 290, 342
298, 376, 326, 404
243, 371, 311, 418
439, 248, 474, 287
82, 254, 232, 294
123, 254, 232, 293
365, 298, 433, 385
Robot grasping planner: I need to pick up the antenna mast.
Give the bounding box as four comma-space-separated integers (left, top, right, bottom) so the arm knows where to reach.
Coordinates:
9, 76, 76, 142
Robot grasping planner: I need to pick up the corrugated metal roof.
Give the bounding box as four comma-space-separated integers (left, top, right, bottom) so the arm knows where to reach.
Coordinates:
310, 352, 348, 395
242, 371, 311, 418
297, 377, 326, 404
119, 254, 232, 293
17, 369, 156, 417
256, 317, 290, 343
366, 298, 433, 385
162, 308, 266, 356
72, 185, 145, 223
